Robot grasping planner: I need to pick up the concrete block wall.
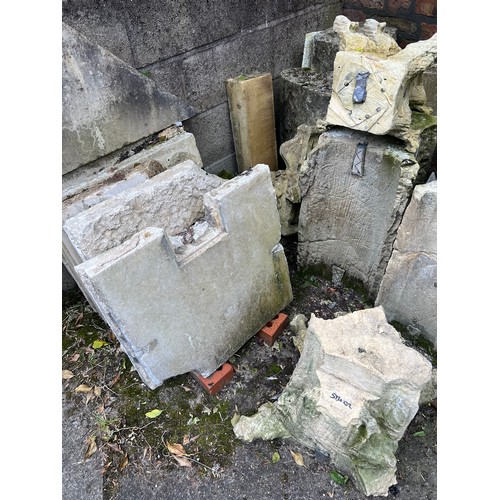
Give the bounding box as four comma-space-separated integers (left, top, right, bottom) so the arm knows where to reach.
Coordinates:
341, 0, 437, 46
63, 0, 342, 175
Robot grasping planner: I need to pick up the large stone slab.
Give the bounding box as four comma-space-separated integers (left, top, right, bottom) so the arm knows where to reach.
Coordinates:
71, 164, 292, 388
62, 127, 204, 304
62, 125, 202, 201
298, 128, 420, 298
62, 23, 195, 175
233, 307, 432, 497
375, 181, 437, 345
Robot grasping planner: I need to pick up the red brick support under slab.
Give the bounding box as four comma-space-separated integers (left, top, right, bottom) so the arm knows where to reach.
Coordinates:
257, 312, 289, 346
191, 363, 235, 395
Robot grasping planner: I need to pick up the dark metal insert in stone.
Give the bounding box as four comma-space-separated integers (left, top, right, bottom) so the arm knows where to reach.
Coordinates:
352, 71, 370, 104
351, 142, 368, 177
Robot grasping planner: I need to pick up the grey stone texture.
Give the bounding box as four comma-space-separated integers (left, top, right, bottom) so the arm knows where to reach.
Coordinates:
62, 23, 195, 175
298, 127, 421, 299
309, 28, 339, 73
62, 126, 202, 201
422, 64, 437, 115
375, 181, 437, 345
72, 163, 292, 388
63, 161, 224, 263
62, 1, 343, 173
62, 129, 204, 310
183, 102, 238, 176
62, 390, 103, 500
276, 69, 333, 144
62, 127, 204, 302
234, 307, 432, 497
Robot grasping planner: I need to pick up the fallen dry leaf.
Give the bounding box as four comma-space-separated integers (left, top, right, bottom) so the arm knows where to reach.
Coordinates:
93, 386, 102, 397
172, 455, 192, 467
62, 370, 74, 380
75, 384, 92, 393
69, 353, 80, 362
84, 436, 97, 459
290, 449, 306, 467
118, 453, 129, 471
167, 442, 187, 457
109, 372, 121, 388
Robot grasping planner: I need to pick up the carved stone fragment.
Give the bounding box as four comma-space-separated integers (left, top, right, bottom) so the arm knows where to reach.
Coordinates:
233, 307, 432, 497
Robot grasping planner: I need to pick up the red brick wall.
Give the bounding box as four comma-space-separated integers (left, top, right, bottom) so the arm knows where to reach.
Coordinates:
341, 0, 437, 46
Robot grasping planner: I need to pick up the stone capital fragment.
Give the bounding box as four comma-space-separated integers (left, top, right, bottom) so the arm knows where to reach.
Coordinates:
325, 23, 437, 150
233, 307, 432, 497
333, 15, 400, 57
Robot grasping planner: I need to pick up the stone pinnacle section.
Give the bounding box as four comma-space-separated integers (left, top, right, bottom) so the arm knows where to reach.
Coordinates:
233, 307, 432, 497
62, 22, 195, 174
74, 164, 292, 388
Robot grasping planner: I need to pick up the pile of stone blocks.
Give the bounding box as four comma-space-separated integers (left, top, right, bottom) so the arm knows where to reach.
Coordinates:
234, 307, 432, 497
272, 16, 437, 305
62, 125, 204, 296
62, 22, 293, 389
